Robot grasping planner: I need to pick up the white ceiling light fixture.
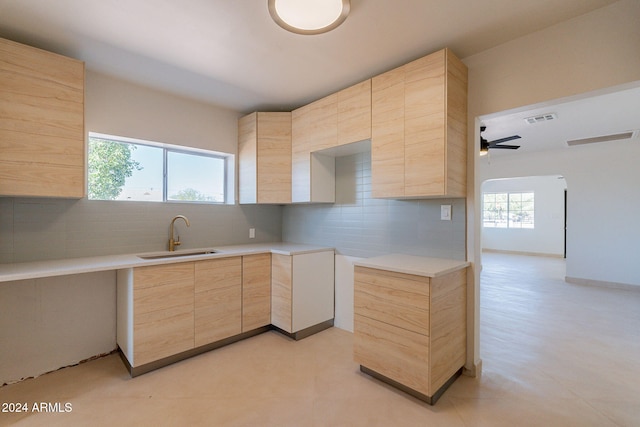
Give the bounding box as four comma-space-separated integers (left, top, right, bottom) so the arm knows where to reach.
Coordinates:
268, 0, 350, 35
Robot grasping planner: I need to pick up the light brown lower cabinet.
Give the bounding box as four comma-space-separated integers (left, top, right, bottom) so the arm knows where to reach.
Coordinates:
117, 254, 271, 375
242, 253, 272, 332
118, 262, 195, 368
117, 251, 332, 376
353, 266, 467, 404
271, 251, 335, 338
194, 257, 242, 347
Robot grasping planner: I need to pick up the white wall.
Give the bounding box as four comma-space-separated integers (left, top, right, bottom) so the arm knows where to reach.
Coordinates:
0, 272, 115, 385
86, 71, 240, 154
464, 0, 640, 373
479, 138, 640, 286
481, 176, 566, 257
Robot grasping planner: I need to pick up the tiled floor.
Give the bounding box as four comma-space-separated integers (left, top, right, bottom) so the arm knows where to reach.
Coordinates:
1, 253, 639, 426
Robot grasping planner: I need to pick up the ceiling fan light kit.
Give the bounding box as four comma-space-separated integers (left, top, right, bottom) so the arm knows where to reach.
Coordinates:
480, 125, 522, 155
268, 0, 350, 35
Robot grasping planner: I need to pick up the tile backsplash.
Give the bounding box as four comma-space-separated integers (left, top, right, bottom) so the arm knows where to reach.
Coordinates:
283, 151, 466, 260
1, 151, 466, 263
0, 198, 281, 263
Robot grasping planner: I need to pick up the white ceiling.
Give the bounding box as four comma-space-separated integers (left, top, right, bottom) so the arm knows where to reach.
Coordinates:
0, 0, 619, 112
1, 0, 637, 157
480, 81, 640, 157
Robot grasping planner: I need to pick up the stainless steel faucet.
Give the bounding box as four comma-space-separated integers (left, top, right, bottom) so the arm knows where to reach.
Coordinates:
169, 215, 190, 251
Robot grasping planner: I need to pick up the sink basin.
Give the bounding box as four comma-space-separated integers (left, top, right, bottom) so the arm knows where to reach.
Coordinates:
137, 249, 218, 260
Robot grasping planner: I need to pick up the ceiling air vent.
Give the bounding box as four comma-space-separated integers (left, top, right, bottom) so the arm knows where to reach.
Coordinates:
566, 131, 636, 147
524, 113, 557, 124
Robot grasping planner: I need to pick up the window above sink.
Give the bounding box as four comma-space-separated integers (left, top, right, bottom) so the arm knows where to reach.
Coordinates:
88, 132, 234, 204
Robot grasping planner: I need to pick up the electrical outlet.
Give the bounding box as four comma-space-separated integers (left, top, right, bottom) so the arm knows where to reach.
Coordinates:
249, 228, 255, 239
441, 205, 452, 221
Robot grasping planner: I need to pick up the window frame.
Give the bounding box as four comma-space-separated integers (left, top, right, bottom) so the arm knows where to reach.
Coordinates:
88, 132, 232, 204
482, 191, 535, 229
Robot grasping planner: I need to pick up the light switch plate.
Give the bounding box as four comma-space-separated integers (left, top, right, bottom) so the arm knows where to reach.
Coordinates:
441, 205, 452, 221
249, 228, 256, 239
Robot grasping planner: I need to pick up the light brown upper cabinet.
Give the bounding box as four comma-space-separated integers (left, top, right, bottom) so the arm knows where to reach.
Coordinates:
291, 80, 372, 203
238, 112, 292, 204
291, 93, 337, 203
338, 79, 371, 145
0, 37, 85, 198
371, 48, 467, 199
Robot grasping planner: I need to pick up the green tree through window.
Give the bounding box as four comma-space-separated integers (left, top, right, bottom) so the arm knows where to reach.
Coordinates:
87, 133, 229, 203
88, 137, 142, 200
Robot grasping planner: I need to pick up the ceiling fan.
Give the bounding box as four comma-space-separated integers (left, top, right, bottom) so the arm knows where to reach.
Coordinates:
480, 126, 521, 155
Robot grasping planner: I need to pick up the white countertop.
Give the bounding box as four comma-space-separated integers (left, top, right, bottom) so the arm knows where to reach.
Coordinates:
354, 254, 469, 278
0, 243, 334, 283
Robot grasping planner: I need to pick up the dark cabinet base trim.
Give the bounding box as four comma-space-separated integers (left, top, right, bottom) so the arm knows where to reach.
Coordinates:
359, 365, 463, 405
120, 326, 270, 377
271, 319, 334, 341
119, 320, 334, 377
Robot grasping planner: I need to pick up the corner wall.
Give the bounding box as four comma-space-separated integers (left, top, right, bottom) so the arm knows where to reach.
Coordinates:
463, 0, 640, 374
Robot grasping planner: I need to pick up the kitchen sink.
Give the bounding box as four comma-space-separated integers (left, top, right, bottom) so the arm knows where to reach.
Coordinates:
137, 249, 218, 260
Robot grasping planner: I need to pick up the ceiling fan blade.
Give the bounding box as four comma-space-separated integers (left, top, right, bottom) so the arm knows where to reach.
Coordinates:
489, 135, 521, 144
489, 144, 520, 149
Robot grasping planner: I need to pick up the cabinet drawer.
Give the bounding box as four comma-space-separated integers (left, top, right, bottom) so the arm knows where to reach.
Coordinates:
134, 279, 193, 315
355, 267, 429, 296
354, 314, 430, 396
134, 263, 194, 290
354, 267, 430, 335
354, 280, 429, 336
195, 257, 242, 293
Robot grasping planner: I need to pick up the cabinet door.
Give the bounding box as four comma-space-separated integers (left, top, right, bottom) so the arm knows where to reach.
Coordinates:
291, 251, 335, 332
370, 48, 467, 199
429, 269, 467, 393
0, 38, 85, 198
444, 52, 468, 198
371, 65, 405, 198
270, 253, 292, 332
194, 257, 242, 347
238, 112, 258, 204
354, 267, 430, 336
257, 112, 292, 204
242, 253, 271, 332
404, 51, 446, 197
338, 79, 371, 145
133, 263, 195, 366
239, 112, 292, 204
